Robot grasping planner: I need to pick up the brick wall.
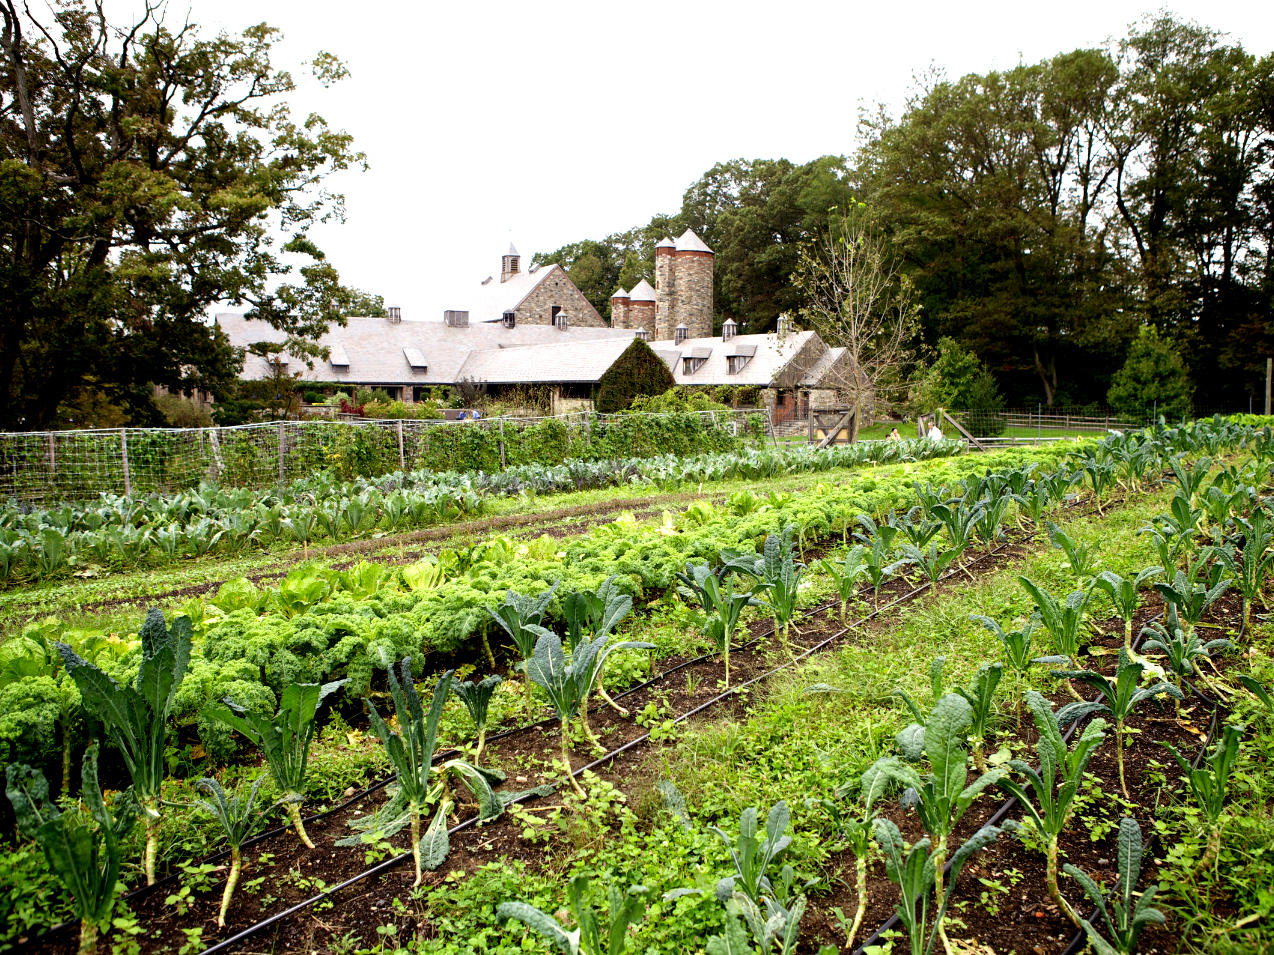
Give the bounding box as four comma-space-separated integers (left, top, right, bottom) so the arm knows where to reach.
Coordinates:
514, 268, 607, 327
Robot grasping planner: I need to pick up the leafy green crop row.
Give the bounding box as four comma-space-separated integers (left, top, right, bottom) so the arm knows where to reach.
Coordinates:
0, 438, 964, 587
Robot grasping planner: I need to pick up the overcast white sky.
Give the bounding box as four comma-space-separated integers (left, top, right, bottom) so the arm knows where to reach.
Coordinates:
190, 0, 1274, 318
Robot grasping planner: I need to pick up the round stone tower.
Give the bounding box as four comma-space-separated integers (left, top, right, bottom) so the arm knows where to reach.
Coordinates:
610, 287, 630, 329
674, 229, 713, 339
654, 236, 676, 341
626, 279, 657, 339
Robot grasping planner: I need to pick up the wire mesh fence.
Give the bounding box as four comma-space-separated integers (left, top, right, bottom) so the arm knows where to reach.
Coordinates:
0, 410, 768, 505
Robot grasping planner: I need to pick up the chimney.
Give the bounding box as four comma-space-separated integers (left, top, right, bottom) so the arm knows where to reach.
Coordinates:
776, 313, 794, 337
443, 310, 469, 327
552, 307, 569, 329
634, 327, 649, 341
387, 306, 402, 323
722, 317, 737, 342
501, 243, 520, 283
674, 323, 688, 345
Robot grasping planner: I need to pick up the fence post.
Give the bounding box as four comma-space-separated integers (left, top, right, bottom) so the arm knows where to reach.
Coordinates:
47, 433, 55, 480
396, 419, 405, 471
498, 418, 506, 469
277, 421, 285, 490
209, 429, 223, 482
120, 430, 132, 497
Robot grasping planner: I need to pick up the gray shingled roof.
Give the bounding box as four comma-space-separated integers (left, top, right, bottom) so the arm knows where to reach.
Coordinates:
800, 346, 847, 387
463, 262, 568, 323
218, 313, 635, 386
656, 331, 817, 386
456, 338, 636, 384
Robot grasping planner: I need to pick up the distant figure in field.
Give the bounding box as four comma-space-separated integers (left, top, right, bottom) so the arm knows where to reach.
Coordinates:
887, 427, 902, 441
927, 421, 945, 441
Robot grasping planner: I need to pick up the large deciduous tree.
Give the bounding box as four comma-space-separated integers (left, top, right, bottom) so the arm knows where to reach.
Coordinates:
0, 1, 380, 429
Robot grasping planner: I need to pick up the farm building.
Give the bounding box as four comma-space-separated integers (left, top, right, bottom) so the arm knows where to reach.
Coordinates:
218, 241, 870, 417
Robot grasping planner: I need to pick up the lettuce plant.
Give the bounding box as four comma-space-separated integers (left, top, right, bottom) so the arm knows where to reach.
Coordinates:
341, 663, 499, 884
997, 691, 1107, 929
453, 673, 503, 763
1058, 650, 1182, 799
1163, 722, 1242, 871
1063, 818, 1164, 955
57, 608, 191, 884
497, 874, 648, 955
204, 679, 347, 848
6, 744, 136, 955
192, 776, 269, 927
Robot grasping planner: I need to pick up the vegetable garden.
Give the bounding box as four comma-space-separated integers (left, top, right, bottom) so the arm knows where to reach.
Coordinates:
2, 417, 1273, 955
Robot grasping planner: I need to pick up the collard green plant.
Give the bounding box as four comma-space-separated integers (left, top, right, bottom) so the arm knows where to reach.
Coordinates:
1163, 723, 1243, 871
1214, 509, 1274, 631
341, 662, 499, 884
867, 693, 1006, 951
1018, 577, 1092, 675
997, 691, 1107, 929
56, 607, 191, 885
677, 561, 756, 686
193, 776, 269, 927
818, 544, 868, 621
485, 582, 559, 672
744, 526, 806, 649
204, 679, 347, 848
970, 614, 1065, 724
1058, 650, 1183, 799
453, 673, 503, 764
497, 874, 648, 955
6, 744, 137, 955
710, 801, 794, 908
1094, 567, 1164, 654
897, 541, 962, 585
818, 761, 893, 949
873, 818, 1000, 955
1238, 673, 1274, 715
1154, 566, 1230, 633
1063, 818, 1165, 955
896, 657, 1001, 772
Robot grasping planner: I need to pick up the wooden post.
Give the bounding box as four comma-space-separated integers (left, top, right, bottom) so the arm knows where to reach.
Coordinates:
1265, 358, 1271, 415
807, 406, 815, 444
208, 428, 223, 482
277, 422, 285, 490
940, 408, 987, 452
766, 409, 778, 448
396, 419, 405, 471
47, 433, 55, 479
120, 430, 132, 497
498, 418, 506, 469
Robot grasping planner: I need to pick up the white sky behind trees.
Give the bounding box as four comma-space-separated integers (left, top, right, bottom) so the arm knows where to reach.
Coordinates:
190, 0, 1274, 319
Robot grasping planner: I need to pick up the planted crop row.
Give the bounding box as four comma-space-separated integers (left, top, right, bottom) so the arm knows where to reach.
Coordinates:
8, 417, 1269, 955
0, 438, 964, 587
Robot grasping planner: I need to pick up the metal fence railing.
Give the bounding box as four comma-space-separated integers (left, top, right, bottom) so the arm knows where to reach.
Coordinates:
0, 409, 766, 505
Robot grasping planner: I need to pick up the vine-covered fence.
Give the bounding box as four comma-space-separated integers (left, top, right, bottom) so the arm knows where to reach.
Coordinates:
0, 411, 766, 505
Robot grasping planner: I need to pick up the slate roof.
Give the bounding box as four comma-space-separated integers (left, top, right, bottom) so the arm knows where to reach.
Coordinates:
800, 346, 848, 387
654, 331, 818, 386
456, 338, 637, 384
465, 262, 569, 323
217, 313, 635, 386
675, 228, 713, 254
627, 278, 656, 302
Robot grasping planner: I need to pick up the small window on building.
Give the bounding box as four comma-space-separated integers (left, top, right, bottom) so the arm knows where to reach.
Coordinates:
503, 311, 516, 328
683, 357, 706, 374
727, 355, 752, 375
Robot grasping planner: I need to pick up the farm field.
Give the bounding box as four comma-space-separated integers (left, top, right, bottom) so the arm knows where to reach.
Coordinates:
2, 418, 1273, 955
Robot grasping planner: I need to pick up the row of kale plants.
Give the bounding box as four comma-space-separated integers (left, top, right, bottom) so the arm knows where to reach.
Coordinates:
0, 418, 1267, 952
495, 425, 1274, 954
0, 438, 964, 587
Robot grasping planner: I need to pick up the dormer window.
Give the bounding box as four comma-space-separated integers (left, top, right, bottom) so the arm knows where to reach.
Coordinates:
502, 311, 516, 328
683, 357, 707, 374
727, 355, 751, 374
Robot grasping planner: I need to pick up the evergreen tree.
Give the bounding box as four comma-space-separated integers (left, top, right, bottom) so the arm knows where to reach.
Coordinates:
1106, 326, 1194, 420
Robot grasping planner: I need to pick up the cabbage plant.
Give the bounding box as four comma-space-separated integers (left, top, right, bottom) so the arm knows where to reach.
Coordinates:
57, 608, 191, 884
